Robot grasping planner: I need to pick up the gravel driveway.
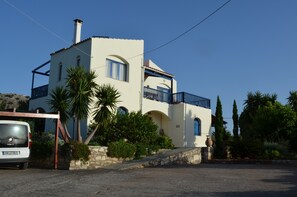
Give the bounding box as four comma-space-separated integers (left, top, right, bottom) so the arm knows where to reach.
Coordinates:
0, 163, 296, 196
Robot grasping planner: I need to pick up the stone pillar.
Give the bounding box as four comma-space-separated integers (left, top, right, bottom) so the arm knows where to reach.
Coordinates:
201, 147, 213, 162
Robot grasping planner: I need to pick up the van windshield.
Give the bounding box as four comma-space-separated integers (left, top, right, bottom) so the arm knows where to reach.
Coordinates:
0, 124, 28, 148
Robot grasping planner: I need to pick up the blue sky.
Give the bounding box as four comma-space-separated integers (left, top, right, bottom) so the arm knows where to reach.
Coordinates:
1, 0, 297, 131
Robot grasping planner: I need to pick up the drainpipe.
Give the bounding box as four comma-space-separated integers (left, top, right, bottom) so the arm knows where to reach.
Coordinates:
140, 57, 144, 112
184, 104, 187, 147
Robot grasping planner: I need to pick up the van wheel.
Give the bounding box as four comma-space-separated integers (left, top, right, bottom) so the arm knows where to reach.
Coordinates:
19, 162, 28, 170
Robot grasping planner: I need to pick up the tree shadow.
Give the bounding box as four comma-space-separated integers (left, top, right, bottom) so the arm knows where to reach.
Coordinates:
161, 163, 297, 196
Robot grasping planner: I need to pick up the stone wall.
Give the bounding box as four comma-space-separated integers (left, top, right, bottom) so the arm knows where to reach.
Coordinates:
30, 146, 204, 170
69, 146, 126, 170
144, 148, 201, 167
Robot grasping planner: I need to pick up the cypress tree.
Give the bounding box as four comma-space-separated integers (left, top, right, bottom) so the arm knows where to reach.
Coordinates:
232, 100, 239, 139
214, 96, 224, 159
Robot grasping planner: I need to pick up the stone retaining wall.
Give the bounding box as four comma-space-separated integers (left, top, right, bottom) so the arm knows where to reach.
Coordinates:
69, 146, 126, 170
30, 146, 204, 170
145, 148, 201, 167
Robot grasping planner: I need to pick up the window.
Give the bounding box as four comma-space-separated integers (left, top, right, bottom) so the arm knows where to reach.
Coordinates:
76, 56, 80, 67
58, 62, 62, 81
105, 59, 128, 81
117, 107, 128, 115
194, 118, 201, 136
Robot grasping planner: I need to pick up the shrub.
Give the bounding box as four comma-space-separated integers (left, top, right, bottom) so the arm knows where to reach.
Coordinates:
134, 143, 148, 159
229, 138, 263, 159
157, 135, 174, 149
262, 142, 285, 159
30, 132, 55, 159
31, 141, 53, 159
61, 141, 90, 162
107, 140, 136, 159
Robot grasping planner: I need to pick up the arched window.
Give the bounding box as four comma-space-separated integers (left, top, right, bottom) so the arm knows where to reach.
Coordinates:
117, 106, 128, 115
194, 118, 201, 136
105, 58, 128, 81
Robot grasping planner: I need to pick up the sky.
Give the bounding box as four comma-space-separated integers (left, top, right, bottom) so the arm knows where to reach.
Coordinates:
1, 0, 297, 131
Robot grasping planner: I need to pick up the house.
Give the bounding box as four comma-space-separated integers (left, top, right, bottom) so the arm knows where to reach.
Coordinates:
29, 19, 212, 147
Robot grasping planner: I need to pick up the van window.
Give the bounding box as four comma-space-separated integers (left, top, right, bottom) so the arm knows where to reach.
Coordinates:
0, 124, 28, 148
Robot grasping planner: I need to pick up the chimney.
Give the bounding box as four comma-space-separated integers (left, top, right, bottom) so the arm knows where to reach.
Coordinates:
73, 19, 83, 44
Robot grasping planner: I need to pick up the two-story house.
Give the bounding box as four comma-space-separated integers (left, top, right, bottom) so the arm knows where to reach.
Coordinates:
29, 19, 212, 147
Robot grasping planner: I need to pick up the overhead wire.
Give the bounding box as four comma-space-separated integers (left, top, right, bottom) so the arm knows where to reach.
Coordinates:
3, 0, 231, 61
128, 0, 232, 59
2, 0, 92, 58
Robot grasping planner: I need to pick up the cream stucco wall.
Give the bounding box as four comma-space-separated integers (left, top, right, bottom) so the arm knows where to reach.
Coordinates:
89, 38, 144, 114
167, 103, 211, 147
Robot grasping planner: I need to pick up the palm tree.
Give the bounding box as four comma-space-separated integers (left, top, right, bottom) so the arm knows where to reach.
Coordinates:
84, 84, 120, 145
287, 91, 297, 112
66, 66, 98, 143
47, 86, 71, 138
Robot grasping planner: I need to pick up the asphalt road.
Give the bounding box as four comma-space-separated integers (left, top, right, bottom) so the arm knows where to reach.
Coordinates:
0, 164, 296, 196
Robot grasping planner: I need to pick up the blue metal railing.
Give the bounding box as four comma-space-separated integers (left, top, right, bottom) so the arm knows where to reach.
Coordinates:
143, 87, 171, 103
172, 92, 210, 109
31, 85, 48, 99
143, 87, 210, 109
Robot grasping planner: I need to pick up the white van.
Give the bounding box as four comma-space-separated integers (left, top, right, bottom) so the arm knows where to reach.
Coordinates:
0, 120, 32, 169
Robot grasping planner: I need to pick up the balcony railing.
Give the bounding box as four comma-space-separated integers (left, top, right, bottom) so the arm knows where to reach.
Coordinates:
172, 92, 210, 109
31, 85, 48, 99
143, 87, 210, 109
143, 87, 171, 103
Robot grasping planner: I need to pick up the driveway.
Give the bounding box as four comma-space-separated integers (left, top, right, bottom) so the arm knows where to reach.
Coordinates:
0, 163, 296, 196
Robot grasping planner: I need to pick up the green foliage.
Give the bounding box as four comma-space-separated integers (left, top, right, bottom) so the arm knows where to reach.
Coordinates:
287, 91, 297, 113
84, 85, 120, 145
232, 100, 239, 139
115, 111, 159, 146
0, 100, 5, 110
214, 96, 226, 159
62, 141, 91, 162
289, 129, 297, 153
47, 86, 70, 124
239, 91, 278, 141
237, 91, 297, 158
107, 140, 136, 159
134, 143, 148, 159
157, 135, 174, 149
252, 103, 296, 142
66, 66, 98, 142
91, 111, 174, 158
229, 138, 263, 159
92, 84, 120, 126
95, 111, 159, 146
30, 132, 55, 159
262, 142, 285, 159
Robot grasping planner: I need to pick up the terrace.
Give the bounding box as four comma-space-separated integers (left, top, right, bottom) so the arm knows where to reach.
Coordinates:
143, 86, 210, 109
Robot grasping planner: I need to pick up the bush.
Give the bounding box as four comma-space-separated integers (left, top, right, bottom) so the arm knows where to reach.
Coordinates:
61, 141, 90, 162
134, 143, 148, 159
229, 138, 263, 159
31, 141, 53, 159
157, 135, 174, 149
262, 142, 285, 159
107, 140, 136, 159
30, 132, 55, 159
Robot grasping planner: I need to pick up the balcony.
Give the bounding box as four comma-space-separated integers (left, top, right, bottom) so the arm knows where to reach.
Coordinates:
143, 87, 210, 109
31, 85, 48, 99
